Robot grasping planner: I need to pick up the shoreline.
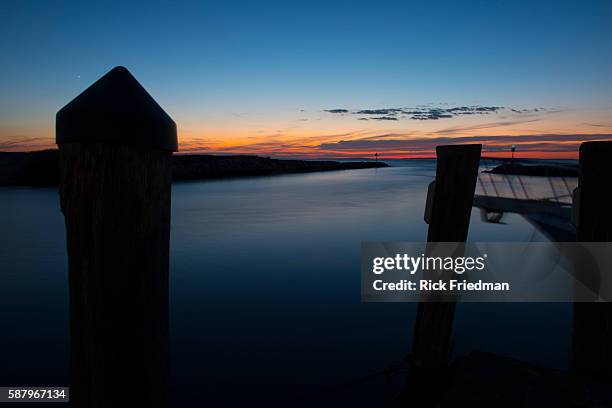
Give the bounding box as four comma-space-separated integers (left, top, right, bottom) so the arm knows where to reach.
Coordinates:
0, 150, 389, 187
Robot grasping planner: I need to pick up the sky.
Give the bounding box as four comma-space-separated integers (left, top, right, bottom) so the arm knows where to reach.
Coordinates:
1, 0, 611, 158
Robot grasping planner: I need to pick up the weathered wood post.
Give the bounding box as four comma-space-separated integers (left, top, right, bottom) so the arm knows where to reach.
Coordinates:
412, 144, 482, 376
56, 66, 177, 407
572, 141, 612, 380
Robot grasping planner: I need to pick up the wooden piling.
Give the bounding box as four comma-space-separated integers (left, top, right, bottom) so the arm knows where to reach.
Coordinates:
412, 144, 482, 374
56, 66, 177, 407
572, 141, 612, 381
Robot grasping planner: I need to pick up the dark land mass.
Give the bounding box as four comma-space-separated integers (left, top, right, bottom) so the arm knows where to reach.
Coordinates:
0, 150, 388, 187
485, 162, 578, 177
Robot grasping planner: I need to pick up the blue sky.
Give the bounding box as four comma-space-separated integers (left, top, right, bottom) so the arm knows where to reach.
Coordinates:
1, 0, 611, 157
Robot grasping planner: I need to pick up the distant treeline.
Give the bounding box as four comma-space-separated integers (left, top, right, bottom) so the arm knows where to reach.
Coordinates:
0, 150, 388, 187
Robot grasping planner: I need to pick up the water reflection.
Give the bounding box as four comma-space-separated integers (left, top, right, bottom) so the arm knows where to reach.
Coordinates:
0, 161, 572, 406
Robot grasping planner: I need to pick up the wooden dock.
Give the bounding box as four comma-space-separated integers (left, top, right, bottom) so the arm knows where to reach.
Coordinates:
473, 194, 575, 241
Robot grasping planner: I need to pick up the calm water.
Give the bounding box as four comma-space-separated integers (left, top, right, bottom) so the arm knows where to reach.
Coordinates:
0, 160, 573, 406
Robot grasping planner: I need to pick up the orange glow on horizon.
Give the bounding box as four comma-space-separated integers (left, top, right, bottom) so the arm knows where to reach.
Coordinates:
2, 122, 611, 160
174, 130, 604, 159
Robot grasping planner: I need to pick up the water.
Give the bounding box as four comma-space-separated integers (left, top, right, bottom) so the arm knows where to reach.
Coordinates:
0, 160, 573, 406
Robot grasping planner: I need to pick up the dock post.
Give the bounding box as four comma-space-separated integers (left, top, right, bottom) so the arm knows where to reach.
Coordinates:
572, 141, 612, 380
56, 66, 178, 407
412, 144, 481, 377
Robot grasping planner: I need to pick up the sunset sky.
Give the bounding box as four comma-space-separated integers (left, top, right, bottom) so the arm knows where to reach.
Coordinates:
1, 0, 611, 158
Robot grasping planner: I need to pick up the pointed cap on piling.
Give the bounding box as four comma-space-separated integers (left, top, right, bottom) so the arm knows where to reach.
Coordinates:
56, 66, 178, 151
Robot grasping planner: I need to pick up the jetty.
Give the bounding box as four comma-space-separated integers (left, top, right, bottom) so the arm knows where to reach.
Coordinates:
0, 150, 387, 187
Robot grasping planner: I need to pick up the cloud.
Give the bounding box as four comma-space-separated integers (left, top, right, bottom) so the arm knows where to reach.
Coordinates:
410, 112, 453, 120
0, 136, 55, 152
355, 109, 403, 115
198, 130, 372, 156
175, 136, 213, 153
370, 116, 398, 121
175, 146, 210, 153
175, 131, 612, 159
316, 133, 612, 154
511, 108, 542, 114
434, 118, 542, 135
586, 123, 612, 128
322, 105, 523, 121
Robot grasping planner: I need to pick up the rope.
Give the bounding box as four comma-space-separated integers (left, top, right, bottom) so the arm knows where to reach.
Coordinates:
481, 147, 500, 197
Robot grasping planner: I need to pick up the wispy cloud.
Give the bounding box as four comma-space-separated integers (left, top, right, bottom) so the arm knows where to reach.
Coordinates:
316, 133, 612, 156
0, 136, 55, 152
511, 108, 544, 114
355, 109, 404, 115
434, 118, 542, 135
323, 105, 522, 121
323, 109, 350, 114
368, 116, 398, 121
586, 122, 612, 128
193, 131, 612, 159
